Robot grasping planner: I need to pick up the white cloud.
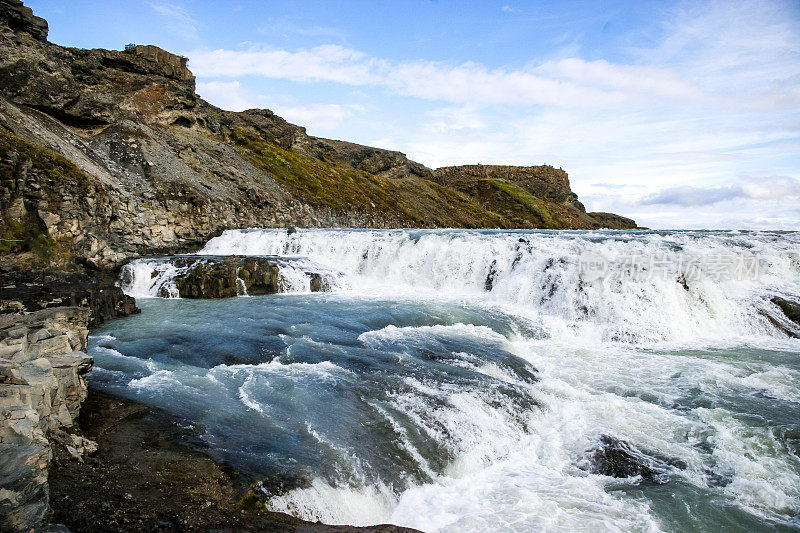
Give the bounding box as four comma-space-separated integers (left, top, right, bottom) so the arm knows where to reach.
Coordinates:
189, 46, 711, 109
195, 80, 362, 130
189, 45, 380, 85
148, 2, 199, 40
196, 80, 260, 111
639, 176, 800, 207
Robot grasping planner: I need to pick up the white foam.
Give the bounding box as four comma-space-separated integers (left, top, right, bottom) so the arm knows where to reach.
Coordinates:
194, 228, 800, 345
357, 323, 508, 347
108, 229, 800, 530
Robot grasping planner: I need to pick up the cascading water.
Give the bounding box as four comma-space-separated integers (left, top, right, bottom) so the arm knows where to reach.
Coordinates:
97, 229, 800, 531
193, 228, 800, 344
119, 254, 344, 298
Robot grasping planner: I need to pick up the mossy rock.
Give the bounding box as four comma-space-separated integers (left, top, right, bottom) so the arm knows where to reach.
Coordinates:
0, 130, 95, 191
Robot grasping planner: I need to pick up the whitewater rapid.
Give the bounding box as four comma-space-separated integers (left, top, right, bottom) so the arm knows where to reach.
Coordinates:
102, 229, 800, 531
191, 228, 800, 345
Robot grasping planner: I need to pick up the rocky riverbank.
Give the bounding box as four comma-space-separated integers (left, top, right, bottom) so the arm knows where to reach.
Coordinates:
47, 389, 418, 533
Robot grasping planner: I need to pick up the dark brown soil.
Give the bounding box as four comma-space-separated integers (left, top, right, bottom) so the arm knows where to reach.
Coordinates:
47, 389, 418, 533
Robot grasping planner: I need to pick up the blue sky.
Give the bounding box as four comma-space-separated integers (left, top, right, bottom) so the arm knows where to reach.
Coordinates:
28, 0, 800, 229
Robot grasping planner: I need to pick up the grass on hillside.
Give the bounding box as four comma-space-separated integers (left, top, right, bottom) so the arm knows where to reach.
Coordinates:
485, 179, 556, 228
0, 130, 94, 191
229, 128, 511, 227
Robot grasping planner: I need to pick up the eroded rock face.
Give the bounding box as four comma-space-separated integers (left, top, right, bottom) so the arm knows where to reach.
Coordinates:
169, 256, 330, 299
0, 268, 140, 326
0, 307, 95, 532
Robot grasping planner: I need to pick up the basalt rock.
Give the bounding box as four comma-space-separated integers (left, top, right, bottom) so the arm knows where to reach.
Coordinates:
0, 307, 95, 532
586, 435, 686, 484
0, 268, 139, 326
432, 165, 638, 230
169, 256, 329, 299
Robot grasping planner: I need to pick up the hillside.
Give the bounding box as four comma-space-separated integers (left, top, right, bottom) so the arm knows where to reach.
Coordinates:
0, 0, 636, 273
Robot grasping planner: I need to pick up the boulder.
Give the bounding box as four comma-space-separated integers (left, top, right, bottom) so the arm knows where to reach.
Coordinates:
765, 296, 800, 338
772, 296, 800, 327
585, 435, 686, 484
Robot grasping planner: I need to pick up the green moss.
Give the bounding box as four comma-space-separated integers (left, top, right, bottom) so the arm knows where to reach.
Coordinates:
0, 131, 94, 192
486, 179, 556, 228
0, 210, 75, 268
229, 128, 512, 227
236, 486, 265, 511
422, 180, 508, 228
0, 132, 86, 267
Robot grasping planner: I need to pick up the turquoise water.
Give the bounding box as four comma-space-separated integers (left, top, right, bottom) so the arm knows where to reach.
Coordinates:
90, 229, 800, 531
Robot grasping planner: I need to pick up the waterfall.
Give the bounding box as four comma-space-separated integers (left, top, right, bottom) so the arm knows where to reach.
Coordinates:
194, 228, 800, 344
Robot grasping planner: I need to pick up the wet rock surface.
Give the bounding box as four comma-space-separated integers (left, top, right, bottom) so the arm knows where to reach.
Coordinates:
761, 296, 800, 338
772, 297, 800, 327
166, 255, 330, 298
586, 435, 686, 484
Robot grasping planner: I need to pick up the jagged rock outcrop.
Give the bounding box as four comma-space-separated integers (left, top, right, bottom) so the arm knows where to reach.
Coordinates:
0, 306, 95, 532
0, 0, 46, 42
0, 268, 139, 326
128, 44, 194, 82
0, 0, 636, 273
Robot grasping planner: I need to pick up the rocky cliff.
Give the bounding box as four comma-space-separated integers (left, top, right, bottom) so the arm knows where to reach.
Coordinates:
0, 307, 95, 531
432, 165, 637, 230
0, 0, 634, 274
